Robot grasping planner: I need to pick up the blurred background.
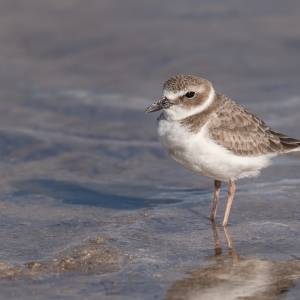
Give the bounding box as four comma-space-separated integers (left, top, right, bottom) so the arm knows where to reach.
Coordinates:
0, 0, 299, 188
2, 0, 300, 99
0, 1, 300, 299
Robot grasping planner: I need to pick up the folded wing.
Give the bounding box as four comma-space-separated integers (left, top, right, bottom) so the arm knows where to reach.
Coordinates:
209, 95, 300, 156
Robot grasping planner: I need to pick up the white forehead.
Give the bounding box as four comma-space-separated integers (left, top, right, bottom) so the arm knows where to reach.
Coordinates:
163, 85, 206, 100
163, 90, 184, 100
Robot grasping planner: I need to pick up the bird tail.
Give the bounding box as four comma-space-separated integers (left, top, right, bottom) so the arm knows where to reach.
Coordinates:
271, 131, 300, 152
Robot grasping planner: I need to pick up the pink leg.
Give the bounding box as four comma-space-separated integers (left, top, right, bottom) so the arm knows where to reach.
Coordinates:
221, 180, 236, 226
211, 180, 222, 222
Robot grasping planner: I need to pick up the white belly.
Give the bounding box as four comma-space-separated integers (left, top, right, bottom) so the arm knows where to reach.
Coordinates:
157, 114, 274, 181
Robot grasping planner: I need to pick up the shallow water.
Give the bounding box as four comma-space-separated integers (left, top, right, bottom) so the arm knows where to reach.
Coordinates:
0, 1, 300, 299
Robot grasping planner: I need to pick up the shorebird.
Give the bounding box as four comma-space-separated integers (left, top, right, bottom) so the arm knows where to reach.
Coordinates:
145, 75, 300, 226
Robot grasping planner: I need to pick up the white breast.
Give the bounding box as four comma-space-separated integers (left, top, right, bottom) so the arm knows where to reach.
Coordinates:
157, 113, 275, 181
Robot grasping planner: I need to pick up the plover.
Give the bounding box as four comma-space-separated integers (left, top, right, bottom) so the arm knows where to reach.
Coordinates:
145, 75, 300, 226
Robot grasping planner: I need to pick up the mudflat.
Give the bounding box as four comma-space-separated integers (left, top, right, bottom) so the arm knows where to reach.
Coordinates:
0, 1, 300, 299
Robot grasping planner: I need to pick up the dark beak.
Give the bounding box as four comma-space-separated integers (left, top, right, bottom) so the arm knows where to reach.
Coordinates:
145, 98, 172, 114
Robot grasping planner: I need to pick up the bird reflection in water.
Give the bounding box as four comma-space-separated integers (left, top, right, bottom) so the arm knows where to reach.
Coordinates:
165, 224, 300, 300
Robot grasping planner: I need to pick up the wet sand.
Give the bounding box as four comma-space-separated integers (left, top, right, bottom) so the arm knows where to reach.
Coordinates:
0, 1, 300, 299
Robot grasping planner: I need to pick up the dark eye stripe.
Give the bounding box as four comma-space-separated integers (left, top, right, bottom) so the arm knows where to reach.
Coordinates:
185, 92, 195, 98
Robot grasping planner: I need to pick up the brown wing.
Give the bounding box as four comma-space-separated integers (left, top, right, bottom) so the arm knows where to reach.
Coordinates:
209, 94, 300, 156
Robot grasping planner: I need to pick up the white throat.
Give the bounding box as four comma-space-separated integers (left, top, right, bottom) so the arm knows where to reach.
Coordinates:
162, 87, 215, 121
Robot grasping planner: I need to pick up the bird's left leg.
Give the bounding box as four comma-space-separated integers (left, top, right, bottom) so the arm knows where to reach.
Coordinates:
221, 180, 236, 226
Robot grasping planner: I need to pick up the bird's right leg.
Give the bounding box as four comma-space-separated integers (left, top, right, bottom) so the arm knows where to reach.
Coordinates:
211, 180, 222, 221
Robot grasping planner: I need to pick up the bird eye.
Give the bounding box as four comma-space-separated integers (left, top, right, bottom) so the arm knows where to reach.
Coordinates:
185, 92, 195, 98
